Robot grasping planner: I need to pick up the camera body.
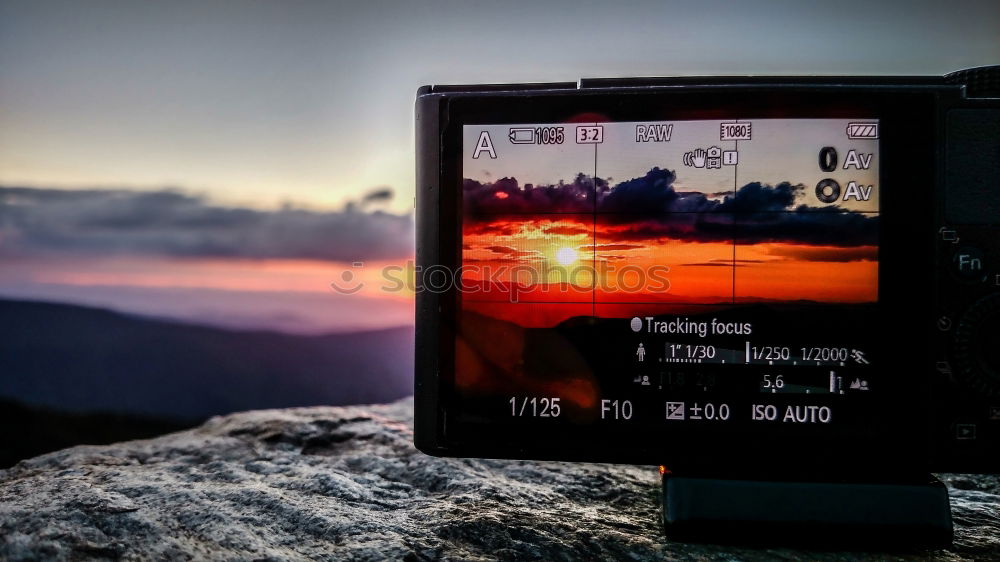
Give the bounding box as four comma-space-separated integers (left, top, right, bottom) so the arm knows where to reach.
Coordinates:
414, 67, 1000, 477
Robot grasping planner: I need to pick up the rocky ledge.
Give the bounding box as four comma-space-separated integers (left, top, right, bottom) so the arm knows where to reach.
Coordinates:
1, 399, 997, 561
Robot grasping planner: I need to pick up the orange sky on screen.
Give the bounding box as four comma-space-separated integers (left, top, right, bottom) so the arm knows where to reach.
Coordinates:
736, 243, 877, 303
462, 217, 877, 325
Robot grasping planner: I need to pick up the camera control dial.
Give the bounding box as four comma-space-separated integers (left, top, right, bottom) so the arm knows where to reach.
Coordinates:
954, 293, 1000, 397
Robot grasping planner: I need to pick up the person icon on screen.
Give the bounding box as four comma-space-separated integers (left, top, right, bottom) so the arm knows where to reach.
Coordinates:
636, 343, 646, 362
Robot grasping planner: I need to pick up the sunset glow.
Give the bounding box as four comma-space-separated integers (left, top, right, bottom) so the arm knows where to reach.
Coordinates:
461, 214, 877, 318
555, 246, 579, 266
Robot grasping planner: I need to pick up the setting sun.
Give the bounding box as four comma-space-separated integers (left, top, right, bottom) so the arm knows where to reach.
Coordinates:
555, 246, 579, 266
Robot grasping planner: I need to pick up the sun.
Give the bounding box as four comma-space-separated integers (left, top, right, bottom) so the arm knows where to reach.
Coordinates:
555, 246, 578, 266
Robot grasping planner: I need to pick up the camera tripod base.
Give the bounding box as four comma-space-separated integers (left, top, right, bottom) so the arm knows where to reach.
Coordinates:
661, 472, 953, 548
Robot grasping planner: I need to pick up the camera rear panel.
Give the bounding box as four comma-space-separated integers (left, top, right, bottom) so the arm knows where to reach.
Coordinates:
416, 71, 999, 476
930, 107, 1000, 472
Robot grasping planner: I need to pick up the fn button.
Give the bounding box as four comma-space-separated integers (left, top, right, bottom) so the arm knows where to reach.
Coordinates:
952, 247, 986, 283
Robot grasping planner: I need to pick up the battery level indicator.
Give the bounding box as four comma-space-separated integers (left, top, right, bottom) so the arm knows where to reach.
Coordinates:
508, 128, 535, 144
846, 122, 879, 139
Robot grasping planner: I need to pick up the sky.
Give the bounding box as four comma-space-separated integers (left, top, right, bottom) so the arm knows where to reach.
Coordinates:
2, 0, 998, 211
0, 0, 997, 333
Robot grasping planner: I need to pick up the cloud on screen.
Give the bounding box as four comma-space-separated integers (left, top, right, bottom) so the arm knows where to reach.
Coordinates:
463, 167, 877, 247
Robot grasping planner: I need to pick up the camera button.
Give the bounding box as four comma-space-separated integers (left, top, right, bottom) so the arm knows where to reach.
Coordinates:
954, 293, 1000, 396
955, 424, 977, 440
937, 316, 953, 331
952, 247, 987, 283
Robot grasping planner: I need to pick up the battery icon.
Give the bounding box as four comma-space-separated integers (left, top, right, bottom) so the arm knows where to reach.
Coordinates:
846, 122, 878, 139
508, 128, 535, 144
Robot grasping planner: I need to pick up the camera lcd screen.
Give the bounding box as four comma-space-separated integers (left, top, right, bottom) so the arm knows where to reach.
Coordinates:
450, 118, 880, 453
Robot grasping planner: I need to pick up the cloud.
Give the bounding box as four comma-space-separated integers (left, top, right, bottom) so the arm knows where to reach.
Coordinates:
681, 262, 750, 267
542, 224, 591, 237
463, 174, 595, 217
359, 187, 394, 207
582, 244, 644, 251
484, 245, 540, 258
0, 187, 414, 262
680, 258, 763, 267
717, 181, 798, 213
732, 207, 878, 247
765, 245, 878, 262
463, 168, 878, 247
597, 168, 682, 213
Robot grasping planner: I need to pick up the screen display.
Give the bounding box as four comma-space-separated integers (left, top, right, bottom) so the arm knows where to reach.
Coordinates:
454, 118, 879, 440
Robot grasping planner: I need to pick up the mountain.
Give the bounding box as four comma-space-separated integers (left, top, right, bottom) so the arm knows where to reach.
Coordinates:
0, 299, 415, 420
0, 398, 191, 468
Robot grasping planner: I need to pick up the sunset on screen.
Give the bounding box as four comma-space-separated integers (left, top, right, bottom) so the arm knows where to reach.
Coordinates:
460, 166, 879, 328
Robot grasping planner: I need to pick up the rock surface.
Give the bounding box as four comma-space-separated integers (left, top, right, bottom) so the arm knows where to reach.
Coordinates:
0, 398, 997, 561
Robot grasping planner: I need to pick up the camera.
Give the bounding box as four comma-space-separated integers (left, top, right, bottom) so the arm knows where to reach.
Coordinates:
413, 67, 1000, 480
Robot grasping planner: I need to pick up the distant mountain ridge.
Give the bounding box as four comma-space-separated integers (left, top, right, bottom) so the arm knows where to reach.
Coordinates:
0, 299, 415, 420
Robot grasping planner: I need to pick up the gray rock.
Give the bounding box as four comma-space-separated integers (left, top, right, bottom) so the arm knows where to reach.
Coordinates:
0, 398, 996, 561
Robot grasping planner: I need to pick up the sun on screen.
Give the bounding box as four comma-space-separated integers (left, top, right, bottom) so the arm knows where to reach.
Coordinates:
555, 246, 579, 266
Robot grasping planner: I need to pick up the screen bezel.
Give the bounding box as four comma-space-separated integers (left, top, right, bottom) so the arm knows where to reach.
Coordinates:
417, 86, 938, 477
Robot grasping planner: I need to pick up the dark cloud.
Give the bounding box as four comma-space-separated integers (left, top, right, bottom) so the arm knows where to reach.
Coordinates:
543, 225, 591, 237
463, 221, 519, 236
765, 245, 878, 262
681, 258, 764, 267
463, 174, 595, 217
485, 245, 515, 254
717, 181, 799, 213
360, 187, 394, 206
0, 187, 413, 261
582, 244, 644, 251
599, 215, 733, 244
733, 208, 877, 247
484, 245, 539, 258
464, 168, 878, 247
598, 168, 686, 213
681, 262, 750, 267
